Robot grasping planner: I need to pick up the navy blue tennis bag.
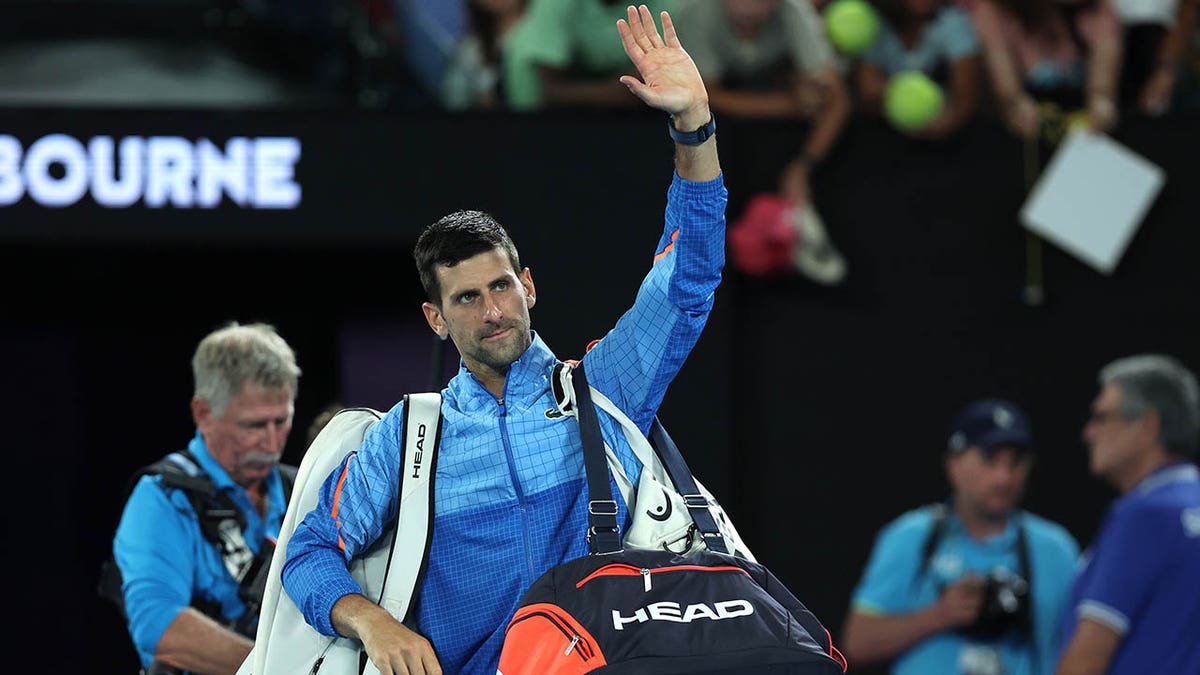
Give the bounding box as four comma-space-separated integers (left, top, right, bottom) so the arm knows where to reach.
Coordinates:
497, 362, 847, 675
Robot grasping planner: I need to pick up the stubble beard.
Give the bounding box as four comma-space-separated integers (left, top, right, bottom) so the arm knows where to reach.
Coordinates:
472, 323, 531, 373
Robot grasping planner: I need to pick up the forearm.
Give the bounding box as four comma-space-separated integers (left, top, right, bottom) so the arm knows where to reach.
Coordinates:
671, 106, 720, 182
948, 57, 982, 119
840, 607, 950, 664
1087, 36, 1122, 103
282, 514, 374, 636
153, 607, 253, 675
855, 64, 887, 115
1055, 619, 1120, 675
1158, 0, 1199, 69
802, 79, 850, 161
982, 47, 1027, 105
331, 593, 396, 640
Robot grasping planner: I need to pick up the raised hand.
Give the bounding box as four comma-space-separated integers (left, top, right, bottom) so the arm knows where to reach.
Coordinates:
616, 5, 708, 124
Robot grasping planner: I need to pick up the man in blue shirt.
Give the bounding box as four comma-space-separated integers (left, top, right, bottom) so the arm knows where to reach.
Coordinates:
1056, 353, 1200, 675
281, 7, 727, 674
842, 398, 1080, 675
111, 321, 301, 674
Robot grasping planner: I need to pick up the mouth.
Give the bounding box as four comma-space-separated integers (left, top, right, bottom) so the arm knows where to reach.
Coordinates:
482, 327, 511, 341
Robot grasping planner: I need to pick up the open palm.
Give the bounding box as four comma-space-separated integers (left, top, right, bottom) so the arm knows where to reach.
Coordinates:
617, 5, 706, 116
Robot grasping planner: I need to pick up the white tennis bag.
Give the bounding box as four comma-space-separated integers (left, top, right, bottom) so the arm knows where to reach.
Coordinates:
236, 393, 443, 675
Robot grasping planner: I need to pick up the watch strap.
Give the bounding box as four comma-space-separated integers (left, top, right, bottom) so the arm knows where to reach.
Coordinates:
668, 114, 716, 146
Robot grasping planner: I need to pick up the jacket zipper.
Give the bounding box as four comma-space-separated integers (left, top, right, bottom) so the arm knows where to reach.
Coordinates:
496, 396, 535, 579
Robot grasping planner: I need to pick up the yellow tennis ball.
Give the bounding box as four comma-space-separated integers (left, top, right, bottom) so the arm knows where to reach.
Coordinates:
824, 0, 880, 56
884, 70, 945, 131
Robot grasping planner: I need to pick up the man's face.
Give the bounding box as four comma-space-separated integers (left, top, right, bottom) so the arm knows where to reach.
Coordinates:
948, 446, 1032, 522
194, 382, 294, 488
1082, 383, 1148, 482
723, 0, 781, 32
423, 247, 536, 382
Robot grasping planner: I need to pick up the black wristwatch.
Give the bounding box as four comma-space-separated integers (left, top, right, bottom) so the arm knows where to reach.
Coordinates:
668, 114, 716, 146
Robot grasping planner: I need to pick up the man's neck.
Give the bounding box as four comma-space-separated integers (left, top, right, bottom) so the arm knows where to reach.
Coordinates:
1116, 446, 1173, 494
954, 503, 1012, 541
470, 365, 509, 399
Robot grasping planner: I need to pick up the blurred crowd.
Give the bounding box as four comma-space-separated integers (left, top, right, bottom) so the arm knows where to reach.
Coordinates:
368, 0, 1200, 128
279, 0, 1198, 285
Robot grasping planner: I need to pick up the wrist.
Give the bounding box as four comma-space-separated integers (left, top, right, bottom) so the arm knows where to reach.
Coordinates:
671, 107, 712, 133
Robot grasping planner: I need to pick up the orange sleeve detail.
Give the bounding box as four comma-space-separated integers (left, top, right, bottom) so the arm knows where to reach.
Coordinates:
652, 228, 681, 263
331, 453, 355, 552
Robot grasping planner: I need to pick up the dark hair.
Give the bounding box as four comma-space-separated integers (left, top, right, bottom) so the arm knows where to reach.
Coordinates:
413, 209, 522, 304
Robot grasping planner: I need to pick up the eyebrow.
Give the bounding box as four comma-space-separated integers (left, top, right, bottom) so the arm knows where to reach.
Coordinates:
448, 274, 514, 298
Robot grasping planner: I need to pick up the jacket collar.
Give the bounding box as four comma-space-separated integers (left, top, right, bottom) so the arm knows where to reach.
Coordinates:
447, 331, 557, 413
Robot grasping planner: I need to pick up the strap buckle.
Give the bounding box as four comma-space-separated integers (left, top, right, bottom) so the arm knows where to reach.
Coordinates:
588, 500, 618, 516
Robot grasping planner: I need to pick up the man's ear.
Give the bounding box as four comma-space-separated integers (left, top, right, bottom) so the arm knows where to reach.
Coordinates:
423, 302, 449, 338
521, 268, 537, 309
191, 396, 211, 429
1138, 409, 1163, 447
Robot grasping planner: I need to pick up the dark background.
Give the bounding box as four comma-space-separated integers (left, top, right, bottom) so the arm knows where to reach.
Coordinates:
3, 107, 1197, 673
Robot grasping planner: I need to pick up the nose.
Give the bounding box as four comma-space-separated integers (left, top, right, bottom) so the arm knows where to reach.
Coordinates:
262, 420, 286, 450
483, 293, 504, 321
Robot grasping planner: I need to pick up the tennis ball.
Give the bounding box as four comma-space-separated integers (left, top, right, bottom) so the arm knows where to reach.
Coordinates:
884, 70, 944, 131
824, 0, 880, 56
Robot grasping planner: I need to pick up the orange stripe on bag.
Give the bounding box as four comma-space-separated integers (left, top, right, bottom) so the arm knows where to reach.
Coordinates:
499, 602, 607, 675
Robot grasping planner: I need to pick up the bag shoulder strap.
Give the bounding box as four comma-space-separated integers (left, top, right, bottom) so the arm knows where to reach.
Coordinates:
562, 361, 729, 555
277, 462, 298, 503
645, 420, 728, 554
570, 363, 623, 555
917, 502, 948, 582
376, 392, 444, 625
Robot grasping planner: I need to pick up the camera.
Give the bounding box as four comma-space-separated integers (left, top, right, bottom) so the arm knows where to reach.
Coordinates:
962, 569, 1031, 640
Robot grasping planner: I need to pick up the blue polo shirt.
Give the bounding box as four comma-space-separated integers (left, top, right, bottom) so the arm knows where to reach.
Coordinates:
112, 431, 289, 669
851, 505, 1079, 675
1057, 462, 1200, 674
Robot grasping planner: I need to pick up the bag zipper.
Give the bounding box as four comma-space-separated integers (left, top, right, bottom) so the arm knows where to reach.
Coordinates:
508, 609, 594, 662
575, 563, 751, 592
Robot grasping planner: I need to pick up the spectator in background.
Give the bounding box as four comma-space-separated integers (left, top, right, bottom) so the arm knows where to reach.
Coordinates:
841, 398, 1079, 675
441, 0, 529, 110
856, 0, 985, 139
1113, 0, 1200, 115
305, 400, 346, 448
392, 0, 468, 106
969, 0, 1123, 139
1055, 354, 1200, 675
677, 0, 850, 210
108, 322, 301, 674
502, 0, 676, 110
677, 0, 852, 285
